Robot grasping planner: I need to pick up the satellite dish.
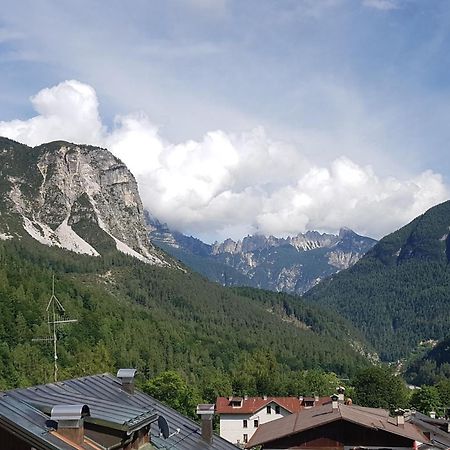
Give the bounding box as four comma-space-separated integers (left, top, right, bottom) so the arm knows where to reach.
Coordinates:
158, 415, 170, 439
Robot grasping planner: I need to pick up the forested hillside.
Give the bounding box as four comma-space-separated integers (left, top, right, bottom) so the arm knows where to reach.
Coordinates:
0, 234, 370, 395
304, 200, 450, 361
406, 337, 450, 385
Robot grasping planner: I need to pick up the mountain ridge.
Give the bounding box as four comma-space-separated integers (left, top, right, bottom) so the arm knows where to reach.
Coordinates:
0, 137, 169, 265
147, 214, 377, 295
304, 199, 450, 361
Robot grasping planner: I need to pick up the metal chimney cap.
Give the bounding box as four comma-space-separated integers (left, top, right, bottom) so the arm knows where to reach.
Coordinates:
117, 368, 137, 379
51, 404, 90, 421
197, 404, 215, 416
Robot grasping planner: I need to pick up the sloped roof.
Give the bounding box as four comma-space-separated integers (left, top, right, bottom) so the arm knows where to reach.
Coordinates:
410, 411, 450, 450
0, 394, 79, 450
6, 373, 238, 450
216, 396, 330, 415
246, 402, 429, 448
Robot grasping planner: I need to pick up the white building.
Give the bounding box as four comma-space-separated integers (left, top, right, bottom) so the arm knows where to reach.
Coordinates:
215, 396, 329, 446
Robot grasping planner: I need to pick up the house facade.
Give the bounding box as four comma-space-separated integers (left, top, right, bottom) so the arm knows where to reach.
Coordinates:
216, 396, 329, 445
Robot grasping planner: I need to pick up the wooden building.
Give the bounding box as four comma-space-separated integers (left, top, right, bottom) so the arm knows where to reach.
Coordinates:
246, 400, 429, 450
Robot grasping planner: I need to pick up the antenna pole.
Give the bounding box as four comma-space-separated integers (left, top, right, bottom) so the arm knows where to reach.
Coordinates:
32, 275, 77, 383
52, 294, 58, 382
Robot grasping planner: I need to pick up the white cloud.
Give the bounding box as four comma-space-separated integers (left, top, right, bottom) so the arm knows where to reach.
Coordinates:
0, 80, 104, 146
362, 0, 399, 11
0, 80, 448, 242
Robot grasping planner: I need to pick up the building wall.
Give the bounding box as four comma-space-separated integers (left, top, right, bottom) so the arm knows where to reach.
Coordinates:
0, 427, 33, 450
220, 402, 291, 445
261, 421, 415, 449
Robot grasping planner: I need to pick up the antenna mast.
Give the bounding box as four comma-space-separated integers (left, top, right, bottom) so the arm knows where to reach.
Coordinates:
33, 275, 77, 382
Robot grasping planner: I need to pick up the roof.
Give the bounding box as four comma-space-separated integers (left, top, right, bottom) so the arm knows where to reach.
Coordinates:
410, 411, 450, 450
0, 394, 78, 450
5, 373, 238, 450
246, 402, 429, 448
216, 396, 330, 415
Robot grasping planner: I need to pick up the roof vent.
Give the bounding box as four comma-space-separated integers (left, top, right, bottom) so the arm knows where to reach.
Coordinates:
430, 410, 436, 419
197, 404, 215, 444
117, 368, 137, 395
51, 404, 90, 445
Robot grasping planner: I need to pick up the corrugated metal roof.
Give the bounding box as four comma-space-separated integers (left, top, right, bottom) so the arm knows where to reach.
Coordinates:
9, 381, 156, 432
0, 394, 75, 450
61, 373, 239, 450
5, 373, 239, 450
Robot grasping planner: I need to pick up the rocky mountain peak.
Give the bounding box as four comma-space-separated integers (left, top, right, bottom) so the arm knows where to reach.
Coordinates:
0, 138, 169, 265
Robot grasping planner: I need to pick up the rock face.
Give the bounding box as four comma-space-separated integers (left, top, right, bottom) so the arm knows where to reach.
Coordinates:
148, 215, 376, 294
0, 137, 168, 265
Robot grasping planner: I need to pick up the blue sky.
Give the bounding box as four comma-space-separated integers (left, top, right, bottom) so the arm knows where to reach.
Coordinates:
1, 0, 449, 241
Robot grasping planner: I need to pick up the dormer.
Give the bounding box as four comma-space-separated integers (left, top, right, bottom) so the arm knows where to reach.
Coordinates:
228, 397, 243, 408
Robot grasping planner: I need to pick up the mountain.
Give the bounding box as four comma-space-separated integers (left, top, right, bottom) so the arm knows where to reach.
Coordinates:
0, 137, 371, 392
0, 137, 168, 265
304, 200, 450, 362
147, 214, 376, 295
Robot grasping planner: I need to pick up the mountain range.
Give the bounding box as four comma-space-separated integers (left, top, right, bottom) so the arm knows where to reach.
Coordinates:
147, 214, 377, 295
0, 137, 371, 392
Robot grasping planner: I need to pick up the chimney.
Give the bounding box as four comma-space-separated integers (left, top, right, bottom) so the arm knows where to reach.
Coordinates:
331, 394, 339, 410
51, 404, 90, 445
117, 368, 137, 395
298, 396, 303, 402
197, 404, 215, 444
314, 395, 319, 403
430, 411, 436, 419
244, 395, 248, 400
337, 386, 345, 403
263, 395, 267, 400
395, 409, 405, 427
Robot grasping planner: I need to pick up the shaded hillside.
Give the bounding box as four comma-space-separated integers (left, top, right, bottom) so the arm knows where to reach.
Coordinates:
304, 200, 450, 361
406, 337, 450, 385
0, 225, 371, 391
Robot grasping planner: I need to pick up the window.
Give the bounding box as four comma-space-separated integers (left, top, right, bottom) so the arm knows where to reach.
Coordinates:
275, 405, 280, 414
243, 434, 248, 443
243, 419, 248, 428
266, 405, 271, 414
254, 419, 259, 428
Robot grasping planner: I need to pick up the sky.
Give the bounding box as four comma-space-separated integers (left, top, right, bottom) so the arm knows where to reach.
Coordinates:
0, 0, 450, 242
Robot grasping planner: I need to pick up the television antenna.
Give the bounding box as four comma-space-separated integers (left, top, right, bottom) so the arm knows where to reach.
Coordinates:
32, 275, 77, 382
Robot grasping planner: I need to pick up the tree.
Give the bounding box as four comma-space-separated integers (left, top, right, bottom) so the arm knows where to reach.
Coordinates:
410, 386, 442, 415
143, 371, 201, 419
352, 366, 409, 410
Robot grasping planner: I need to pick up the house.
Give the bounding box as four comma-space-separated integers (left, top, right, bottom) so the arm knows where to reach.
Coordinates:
215, 395, 330, 445
245, 399, 429, 450
0, 369, 239, 450
410, 410, 450, 450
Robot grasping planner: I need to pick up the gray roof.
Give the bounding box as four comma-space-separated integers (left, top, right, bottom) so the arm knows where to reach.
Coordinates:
0, 394, 74, 450
5, 373, 238, 450
411, 411, 450, 450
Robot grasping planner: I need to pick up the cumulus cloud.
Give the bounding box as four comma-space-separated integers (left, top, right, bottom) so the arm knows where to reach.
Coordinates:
0, 80, 448, 242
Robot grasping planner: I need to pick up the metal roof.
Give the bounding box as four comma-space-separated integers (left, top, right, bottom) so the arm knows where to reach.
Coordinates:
0, 394, 75, 450
61, 373, 239, 450
5, 373, 239, 450
9, 380, 157, 433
